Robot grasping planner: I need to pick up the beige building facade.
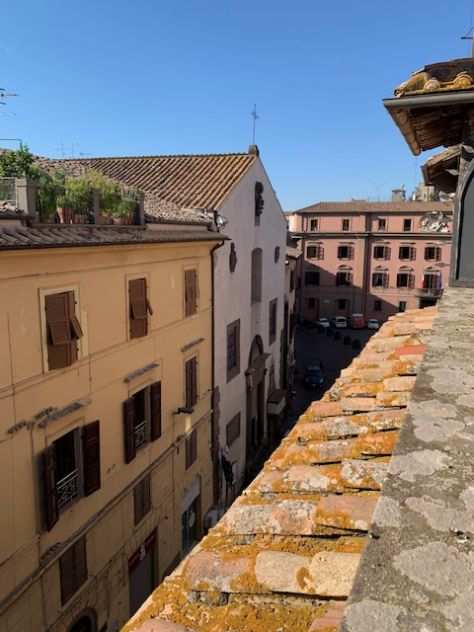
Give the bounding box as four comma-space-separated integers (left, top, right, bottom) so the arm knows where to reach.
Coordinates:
0, 203, 223, 632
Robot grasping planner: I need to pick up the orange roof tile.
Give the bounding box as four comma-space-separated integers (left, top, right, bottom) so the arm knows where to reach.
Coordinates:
124, 306, 437, 632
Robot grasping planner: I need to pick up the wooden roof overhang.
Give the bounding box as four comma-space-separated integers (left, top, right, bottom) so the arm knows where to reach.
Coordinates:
384, 91, 474, 156
422, 146, 461, 193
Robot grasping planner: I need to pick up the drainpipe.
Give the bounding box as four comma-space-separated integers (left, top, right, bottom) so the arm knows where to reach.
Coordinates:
210, 237, 226, 506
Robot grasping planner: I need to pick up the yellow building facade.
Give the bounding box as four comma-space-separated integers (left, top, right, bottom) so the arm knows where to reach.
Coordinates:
0, 220, 223, 632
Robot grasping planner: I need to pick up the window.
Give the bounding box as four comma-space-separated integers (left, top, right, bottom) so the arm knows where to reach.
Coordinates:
226, 414, 241, 447
399, 301, 407, 312
60, 537, 87, 605
403, 219, 412, 232
337, 299, 348, 310
310, 218, 319, 231
185, 429, 197, 469
129, 278, 152, 339
306, 245, 323, 259
123, 382, 162, 464
269, 299, 278, 345
41, 422, 101, 531
337, 245, 353, 259
425, 246, 441, 261
399, 246, 416, 260
44, 291, 83, 370
229, 242, 237, 272
342, 219, 350, 231
305, 271, 320, 286
134, 474, 151, 525
274, 246, 280, 263
423, 272, 442, 290
226, 320, 240, 382
255, 182, 264, 224
184, 269, 198, 317
307, 297, 316, 309
397, 272, 415, 288
372, 272, 388, 288
336, 271, 352, 286
185, 357, 198, 409
377, 218, 387, 231
373, 245, 390, 260
251, 248, 263, 303
374, 300, 382, 312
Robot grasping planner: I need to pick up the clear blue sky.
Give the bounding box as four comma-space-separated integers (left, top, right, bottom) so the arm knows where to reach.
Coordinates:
2, 1, 473, 209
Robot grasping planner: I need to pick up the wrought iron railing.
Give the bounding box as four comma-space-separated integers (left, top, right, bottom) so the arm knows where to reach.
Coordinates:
134, 419, 148, 449
56, 469, 80, 510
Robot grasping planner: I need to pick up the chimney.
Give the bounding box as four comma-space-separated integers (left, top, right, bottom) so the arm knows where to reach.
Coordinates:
391, 187, 406, 202
248, 144, 260, 157
15, 177, 38, 221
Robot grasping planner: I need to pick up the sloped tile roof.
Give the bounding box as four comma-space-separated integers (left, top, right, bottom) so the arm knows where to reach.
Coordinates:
124, 307, 437, 632
46, 153, 257, 210
293, 201, 452, 215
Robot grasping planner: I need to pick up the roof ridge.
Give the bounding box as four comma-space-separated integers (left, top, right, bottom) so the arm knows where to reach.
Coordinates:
60, 152, 254, 162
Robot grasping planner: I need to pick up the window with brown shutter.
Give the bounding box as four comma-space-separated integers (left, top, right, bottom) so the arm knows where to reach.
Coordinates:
269, 299, 277, 345
124, 384, 161, 463
60, 537, 87, 605
184, 269, 198, 317
185, 429, 198, 469
150, 381, 162, 441
45, 291, 82, 370
42, 444, 59, 531
226, 320, 240, 382
185, 357, 198, 409
129, 278, 152, 339
82, 421, 101, 496
251, 248, 263, 304
226, 414, 241, 447
134, 474, 151, 525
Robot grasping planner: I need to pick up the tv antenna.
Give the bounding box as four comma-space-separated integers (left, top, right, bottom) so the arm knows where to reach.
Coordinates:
461, 1, 474, 56
0, 88, 18, 106
250, 104, 259, 145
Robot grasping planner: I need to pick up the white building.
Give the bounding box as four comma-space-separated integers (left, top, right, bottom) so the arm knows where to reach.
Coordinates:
60, 147, 288, 498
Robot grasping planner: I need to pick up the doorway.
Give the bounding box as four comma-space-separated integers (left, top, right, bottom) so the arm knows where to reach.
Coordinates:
128, 531, 157, 617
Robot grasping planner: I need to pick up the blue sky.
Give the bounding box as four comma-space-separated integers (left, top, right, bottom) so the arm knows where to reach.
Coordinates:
1, 1, 472, 209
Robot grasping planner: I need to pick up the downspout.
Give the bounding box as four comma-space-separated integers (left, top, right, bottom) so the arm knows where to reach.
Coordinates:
210, 237, 226, 506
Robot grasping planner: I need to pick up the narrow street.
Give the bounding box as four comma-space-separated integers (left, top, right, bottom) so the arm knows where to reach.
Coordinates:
284, 325, 374, 430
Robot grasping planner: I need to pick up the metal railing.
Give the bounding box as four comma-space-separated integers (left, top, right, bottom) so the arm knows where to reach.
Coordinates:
56, 469, 80, 510
134, 419, 148, 449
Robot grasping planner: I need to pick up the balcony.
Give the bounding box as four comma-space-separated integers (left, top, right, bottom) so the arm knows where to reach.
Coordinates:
415, 287, 443, 298
56, 469, 80, 510
134, 419, 148, 449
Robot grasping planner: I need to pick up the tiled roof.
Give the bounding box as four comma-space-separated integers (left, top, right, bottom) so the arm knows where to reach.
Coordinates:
125, 307, 437, 632
293, 201, 453, 215
45, 153, 257, 210
0, 225, 224, 251
393, 58, 474, 97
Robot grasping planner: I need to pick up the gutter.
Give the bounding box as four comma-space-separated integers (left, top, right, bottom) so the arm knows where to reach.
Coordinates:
383, 91, 474, 110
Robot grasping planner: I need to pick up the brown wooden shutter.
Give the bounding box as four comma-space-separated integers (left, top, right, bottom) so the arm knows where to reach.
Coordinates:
185, 270, 197, 317
251, 249, 262, 303
385, 246, 391, 260
42, 444, 59, 531
436, 247, 441, 261
410, 247, 416, 261
60, 537, 87, 605
150, 381, 162, 441
129, 278, 148, 339
82, 420, 101, 496
191, 429, 197, 464
191, 358, 198, 406
134, 474, 151, 524
185, 358, 198, 409
384, 273, 389, 288
45, 292, 78, 370
409, 273, 415, 289
123, 398, 136, 464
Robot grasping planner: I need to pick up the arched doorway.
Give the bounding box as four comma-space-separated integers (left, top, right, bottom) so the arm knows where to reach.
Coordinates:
68, 610, 96, 632
245, 335, 267, 482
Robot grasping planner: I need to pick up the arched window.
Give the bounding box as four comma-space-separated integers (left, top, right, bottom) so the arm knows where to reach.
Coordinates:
68, 610, 97, 632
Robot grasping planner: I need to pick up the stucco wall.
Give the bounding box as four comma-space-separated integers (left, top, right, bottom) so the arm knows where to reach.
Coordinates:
213, 158, 287, 488
0, 240, 216, 632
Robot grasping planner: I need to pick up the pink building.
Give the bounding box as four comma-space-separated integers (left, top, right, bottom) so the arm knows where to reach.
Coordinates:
288, 196, 453, 322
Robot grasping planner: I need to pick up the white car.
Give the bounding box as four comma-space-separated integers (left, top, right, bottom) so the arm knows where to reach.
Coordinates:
331, 316, 348, 329
367, 318, 380, 330
317, 317, 330, 328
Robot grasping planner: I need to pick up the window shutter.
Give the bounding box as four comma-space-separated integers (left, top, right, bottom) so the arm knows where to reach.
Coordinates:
185, 270, 197, 317
410, 247, 416, 261
384, 273, 389, 288
436, 247, 441, 261
60, 538, 87, 605
409, 274, 415, 289
192, 429, 197, 463
42, 444, 59, 531
123, 397, 136, 464
150, 381, 162, 441
134, 475, 151, 525
185, 433, 192, 469
349, 246, 354, 260
191, 358, 198, 406
385, 247, 391, 260
129, 278, 148, 339
45, 292, 78, 370
82, 420, 101, 496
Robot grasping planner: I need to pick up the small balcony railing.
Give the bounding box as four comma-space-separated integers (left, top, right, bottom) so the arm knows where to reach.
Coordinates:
56, 469, 80, 510
134, 419, 148, 449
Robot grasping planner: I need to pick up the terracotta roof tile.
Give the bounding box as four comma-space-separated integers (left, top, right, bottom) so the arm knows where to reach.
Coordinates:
124, 307, 436, 632
292, 200, 452, 215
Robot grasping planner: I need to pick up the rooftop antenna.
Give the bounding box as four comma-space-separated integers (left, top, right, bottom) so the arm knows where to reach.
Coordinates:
461, 0, 474, 56
0, 88, 18, 106
250, 104, 259, 145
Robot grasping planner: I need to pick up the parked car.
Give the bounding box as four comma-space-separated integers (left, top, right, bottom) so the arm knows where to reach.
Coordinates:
331, 316, 348, 329
350, 313, 365, 329
303, 365, 325, 390
367, 318, 380, 330
317, 317, 330, 329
